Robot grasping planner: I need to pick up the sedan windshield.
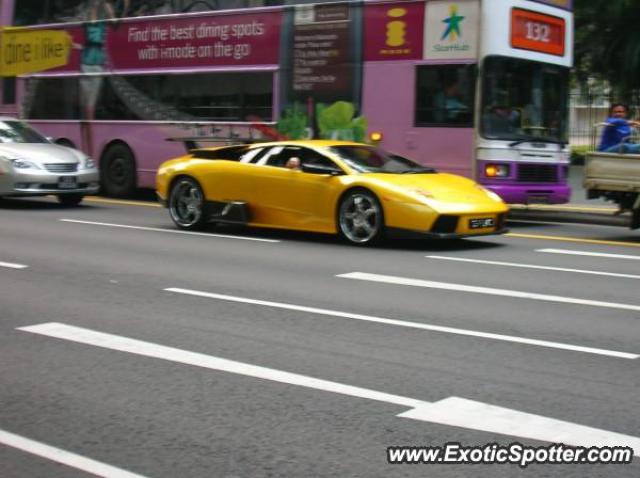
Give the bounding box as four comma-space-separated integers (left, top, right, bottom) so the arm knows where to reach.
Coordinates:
0, 121, 49, 144
328, 146, 435, 174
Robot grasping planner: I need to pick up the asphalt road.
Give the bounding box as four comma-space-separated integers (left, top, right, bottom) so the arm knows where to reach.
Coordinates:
0, 196, 639, 477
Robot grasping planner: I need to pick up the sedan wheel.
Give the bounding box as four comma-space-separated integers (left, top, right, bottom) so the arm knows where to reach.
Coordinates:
169, 178, 206, 230
338, 189, 384, 245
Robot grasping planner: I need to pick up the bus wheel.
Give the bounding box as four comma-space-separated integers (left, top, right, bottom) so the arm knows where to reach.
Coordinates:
101, 144, 136, 197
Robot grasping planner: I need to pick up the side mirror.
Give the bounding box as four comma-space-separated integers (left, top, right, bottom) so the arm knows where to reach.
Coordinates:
301, 163, 344, 175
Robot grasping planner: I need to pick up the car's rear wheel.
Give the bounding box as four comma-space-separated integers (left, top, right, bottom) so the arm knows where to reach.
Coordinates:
168, 177, 207, 230
57, 194, 84, 206
337, 189, 384, 245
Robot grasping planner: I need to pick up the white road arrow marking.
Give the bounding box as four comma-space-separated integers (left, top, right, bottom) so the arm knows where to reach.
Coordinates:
400, 398, 640, 455
338, 271, 640, 312
0, 429, 148, 478
18, 322, 640, 456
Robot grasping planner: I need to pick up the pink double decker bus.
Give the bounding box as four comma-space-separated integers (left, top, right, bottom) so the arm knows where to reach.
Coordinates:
1, 0, 573, 203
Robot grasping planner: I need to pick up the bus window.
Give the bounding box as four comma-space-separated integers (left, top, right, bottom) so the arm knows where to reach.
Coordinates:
94, 72, 273, 122
415, 65, 475, 127
24, 77, 81, 120
14, 0, 84, 25
2, 78, 16, 105
24, 72, 273, 123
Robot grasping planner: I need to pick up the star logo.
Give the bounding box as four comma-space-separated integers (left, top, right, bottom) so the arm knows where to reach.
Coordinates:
441, 5, 465, 41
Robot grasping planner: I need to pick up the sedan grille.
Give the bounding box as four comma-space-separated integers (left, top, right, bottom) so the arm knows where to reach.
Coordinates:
517, 164, 558, 183
45, 163, 78, 173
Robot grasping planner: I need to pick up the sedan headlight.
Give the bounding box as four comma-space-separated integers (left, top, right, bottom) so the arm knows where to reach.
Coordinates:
11, 158, 41, 170
83, 157, 96, 169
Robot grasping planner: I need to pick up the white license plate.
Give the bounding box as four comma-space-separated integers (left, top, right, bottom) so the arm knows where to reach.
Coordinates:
58, 176, 77, 189
469, 217, 495, 229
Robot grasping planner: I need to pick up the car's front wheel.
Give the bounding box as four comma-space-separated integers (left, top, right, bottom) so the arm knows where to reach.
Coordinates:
337, 189, 385, 245
57, 194, 84, 206
168, 177, 207, 230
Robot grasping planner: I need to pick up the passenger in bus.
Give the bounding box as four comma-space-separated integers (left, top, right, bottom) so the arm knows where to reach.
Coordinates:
598, 103, 640, 153
434, 79, 468, 123
483, 105, 521, 135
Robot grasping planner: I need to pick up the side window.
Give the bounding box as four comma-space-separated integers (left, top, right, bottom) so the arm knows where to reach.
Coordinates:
263, 146, 302, 168
415, 64, 476, 127
297, 148, 338, 169
241, 147, 270, 163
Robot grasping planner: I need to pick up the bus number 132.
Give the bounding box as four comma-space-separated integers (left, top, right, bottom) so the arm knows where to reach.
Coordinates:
525, 21, 550, 43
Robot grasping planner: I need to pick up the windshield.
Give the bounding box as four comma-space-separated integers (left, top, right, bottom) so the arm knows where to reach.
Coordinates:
0, 121, 49, 144
481, 57, 569, 143
328, 146, 435, 174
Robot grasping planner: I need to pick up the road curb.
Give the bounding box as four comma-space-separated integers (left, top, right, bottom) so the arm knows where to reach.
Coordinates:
508, 208, 631, 228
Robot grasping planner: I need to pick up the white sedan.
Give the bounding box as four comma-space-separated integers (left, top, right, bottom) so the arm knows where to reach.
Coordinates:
0, 118, 99, 205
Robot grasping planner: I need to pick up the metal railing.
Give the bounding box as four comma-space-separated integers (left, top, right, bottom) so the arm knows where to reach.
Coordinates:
569, 92, 640, 148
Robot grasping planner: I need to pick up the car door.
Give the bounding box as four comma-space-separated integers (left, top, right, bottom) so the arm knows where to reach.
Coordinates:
196, 145, 267, 206
247, 145, 300, 226
251, 146, 342, 232
287, 147, 344, 232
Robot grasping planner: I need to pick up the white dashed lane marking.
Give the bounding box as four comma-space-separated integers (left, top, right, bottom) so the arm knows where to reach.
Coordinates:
164, 288, 638, 359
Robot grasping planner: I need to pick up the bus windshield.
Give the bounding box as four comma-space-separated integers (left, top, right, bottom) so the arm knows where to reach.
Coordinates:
481, 56, 569, 144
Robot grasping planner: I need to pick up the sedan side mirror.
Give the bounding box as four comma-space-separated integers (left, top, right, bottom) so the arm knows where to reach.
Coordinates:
301, 163, 344, 176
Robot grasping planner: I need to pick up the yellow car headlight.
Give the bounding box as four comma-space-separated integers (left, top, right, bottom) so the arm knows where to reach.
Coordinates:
475, 184, 503, 202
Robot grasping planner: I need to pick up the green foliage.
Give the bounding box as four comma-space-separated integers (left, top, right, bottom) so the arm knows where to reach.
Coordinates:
574, 0, 640, 97
276, 103, 309, 140
570, 145, 590, 165
316, 101, 368, 142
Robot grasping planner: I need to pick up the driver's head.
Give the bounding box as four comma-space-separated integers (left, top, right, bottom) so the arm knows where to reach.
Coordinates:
285, 157, 301, 170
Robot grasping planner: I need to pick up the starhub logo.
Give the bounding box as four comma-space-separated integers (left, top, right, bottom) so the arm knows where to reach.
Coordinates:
433, 4, 470, 53
441, 5, 465, 41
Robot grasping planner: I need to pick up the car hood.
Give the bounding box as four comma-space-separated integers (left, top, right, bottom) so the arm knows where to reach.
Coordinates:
365, 172, 501, 203
0, 143, 85, 164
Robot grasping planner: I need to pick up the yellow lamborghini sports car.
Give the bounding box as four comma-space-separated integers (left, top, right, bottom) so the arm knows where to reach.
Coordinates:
156, 140, 509, 245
